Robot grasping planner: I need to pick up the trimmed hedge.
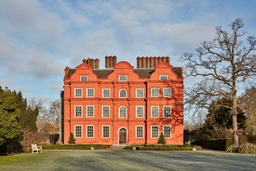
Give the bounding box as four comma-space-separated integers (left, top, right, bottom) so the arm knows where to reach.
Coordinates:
41, 144, 110, 150
192, 139, 232, 151
125, 145, 202, 151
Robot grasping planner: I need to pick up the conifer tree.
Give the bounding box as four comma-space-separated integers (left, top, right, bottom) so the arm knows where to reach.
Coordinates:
157, 133, 166, 145
68, 132, 76, 144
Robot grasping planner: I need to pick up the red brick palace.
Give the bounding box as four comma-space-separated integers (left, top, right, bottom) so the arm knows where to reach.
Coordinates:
61, 56, 184, 145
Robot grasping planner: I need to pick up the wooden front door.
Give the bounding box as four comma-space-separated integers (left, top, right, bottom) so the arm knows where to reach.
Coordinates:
119, 128, 127, 144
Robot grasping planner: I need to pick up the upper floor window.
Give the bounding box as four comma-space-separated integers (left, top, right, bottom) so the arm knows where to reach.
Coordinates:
119, 106, 127, 118
75, 88, 82, 97
75, 106, 82, 117
75, 125, 82, 138
119, 89, 127, 98
136, 106, 144, 118
80, 76, 88, 81
151, 88, 159, 97
102, 89, 110, 98
136, 89, 144, 98
160, 75, 168, 80
164, 126, 171, 138
87, 88, 94, 97
163, 88, 172, 97
86, 105, 94, 117
102, 106, 110, 118
163, 106, 172, 118
119, 75, 127, 81
151, 106, 159, 118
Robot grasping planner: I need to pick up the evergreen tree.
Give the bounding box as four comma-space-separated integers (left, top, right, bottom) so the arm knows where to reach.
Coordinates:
157, 133, 166, 145
68, 132, 76, 144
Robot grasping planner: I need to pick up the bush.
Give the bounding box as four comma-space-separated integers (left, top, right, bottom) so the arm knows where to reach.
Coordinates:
226, 143, 256, 154
42, 144, 110, 150
125, 145, 202, 151
68, 133, 76, 144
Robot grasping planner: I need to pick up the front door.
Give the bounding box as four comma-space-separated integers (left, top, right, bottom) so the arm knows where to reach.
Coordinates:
119, 128, 127, 144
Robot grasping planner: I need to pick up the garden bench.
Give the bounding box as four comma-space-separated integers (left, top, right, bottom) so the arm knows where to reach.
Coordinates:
31, 144, 43, 153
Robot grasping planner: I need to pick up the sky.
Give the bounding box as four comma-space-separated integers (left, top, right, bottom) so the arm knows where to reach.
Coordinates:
0, 0, 256, 110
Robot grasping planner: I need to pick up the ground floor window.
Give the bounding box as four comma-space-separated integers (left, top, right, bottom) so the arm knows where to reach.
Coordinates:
164, 126, 171, 138
75, 125, 82, 138
87, 125, 94, 138
103, 126, 110, 138
136, 126, 143, 138
151, 126, 158, 138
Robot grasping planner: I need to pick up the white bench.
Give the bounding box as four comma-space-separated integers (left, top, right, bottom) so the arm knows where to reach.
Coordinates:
31, 144, 43, 153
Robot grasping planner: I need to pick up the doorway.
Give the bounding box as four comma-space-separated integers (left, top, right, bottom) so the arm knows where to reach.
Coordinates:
119, 128, 127, 144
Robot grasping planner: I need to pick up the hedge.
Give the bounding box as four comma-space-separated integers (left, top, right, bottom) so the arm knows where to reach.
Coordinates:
125, 145, 202, 151
192, 139, 232, 151
41, 144, 110, 150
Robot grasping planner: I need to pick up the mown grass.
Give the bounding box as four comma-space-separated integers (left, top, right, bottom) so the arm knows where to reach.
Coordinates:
0, 150, 256, 171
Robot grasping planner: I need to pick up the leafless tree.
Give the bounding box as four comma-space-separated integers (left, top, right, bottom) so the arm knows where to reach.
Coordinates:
180, 18, 256, 146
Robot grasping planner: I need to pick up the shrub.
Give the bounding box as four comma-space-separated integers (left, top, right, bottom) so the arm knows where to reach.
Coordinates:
226, 143, 256, 154
124, 145, 202, 151
68, 133, 76, 144
157, 133, 166, 145
42, 144, 110, 150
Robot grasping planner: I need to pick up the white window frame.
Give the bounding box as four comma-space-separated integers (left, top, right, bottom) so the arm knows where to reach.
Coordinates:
119, 106, 127, 118
119, 89, 127, 98
119, 75, 127, 82
136, 126, 144, 138
80, 76, 88, 81
151, 88, 159, 97
86, 125, 94, 138
74, 125, 82, 138
163, 88, 172, 97
151, 106, 159, 118
74, 88, 82, 97
136, 106, 144, 118
163, 126, 171, 138
102, 89, 110, 98
160, 75, 168, 80
86, 105, 94, 117
102, 106, 110, 118
136, 89, 144, 98
86, 88, 94, 97
163, 106, 172, 118
102, 125, 110, 138
151, 126, 159, 138
74, 105, 82, 117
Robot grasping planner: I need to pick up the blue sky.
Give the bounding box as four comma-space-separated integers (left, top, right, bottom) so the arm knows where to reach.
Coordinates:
0, 0, 256, 110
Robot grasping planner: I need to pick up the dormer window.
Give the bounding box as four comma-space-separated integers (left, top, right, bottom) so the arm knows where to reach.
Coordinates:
80, 76, 88, 81
119, 75, 127, 82
160, 75, 168, 80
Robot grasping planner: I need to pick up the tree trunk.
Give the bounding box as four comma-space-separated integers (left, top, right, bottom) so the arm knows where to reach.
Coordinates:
232, 94, 239, 146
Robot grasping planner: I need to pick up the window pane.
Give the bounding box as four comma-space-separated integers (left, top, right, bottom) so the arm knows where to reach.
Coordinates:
152, 126, 158, 138
164, 88, 171, 97
152, 106, 159, 118
103, 126, 110, 138
120, 90, 126, 97
136, 89, 143, 98
87, 106, 94, 117
164, 106, 171, 118
87, 89, 94, 97
87, 126, 94, 137
75, 126, 82, 137
75, 106, 82, 117
120, 107, 126, 117
80, 76, 88, 81
103, 106, 110, 117
103, 89, 110, 98
151, 88, 159, 97
160, 75, 168, 80
119, 76, 127, 81
136, 106, 144, 118
164, 126, 171, 138
136, 126, 143, 138
75, 89, 82, 97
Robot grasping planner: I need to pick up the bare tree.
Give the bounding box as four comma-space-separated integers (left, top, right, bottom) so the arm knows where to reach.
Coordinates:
180, 18, 256, 146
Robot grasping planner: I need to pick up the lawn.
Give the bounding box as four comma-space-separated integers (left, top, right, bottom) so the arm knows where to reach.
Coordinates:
0, 150, 256, 171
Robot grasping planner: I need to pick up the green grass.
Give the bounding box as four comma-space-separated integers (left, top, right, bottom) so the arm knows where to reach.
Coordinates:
0, 150, 256, 171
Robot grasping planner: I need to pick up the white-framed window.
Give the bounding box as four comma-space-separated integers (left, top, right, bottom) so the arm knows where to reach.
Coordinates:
136, 126, 143, 138
86, 105, 94, 117
163, 106, 172, 118
119, 75, 127, 81
74, 105, 82, 117
102, 126, 110, 138
151, 106, 159, 118
102, 106, 110, 118
164, 126, 171, 138
151, 126, 159, 138
151, 88, 159, 97
74, 125, 82, 138
119, 89, 127, 98
160, 75, 168, 80
163, 88, 172, 97
119, 106, 126, 118
75, 88, 82, 97
87, 88, 94, 97
136, 89, 144, 98
102, 89, 110, 98
86, 125, 94, 138
136, 106, 144, 118
80, 76, 88, 81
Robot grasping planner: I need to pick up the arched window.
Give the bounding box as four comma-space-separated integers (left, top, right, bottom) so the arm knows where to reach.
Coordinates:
119, 106, 126, 118
119, 89, 127, 97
